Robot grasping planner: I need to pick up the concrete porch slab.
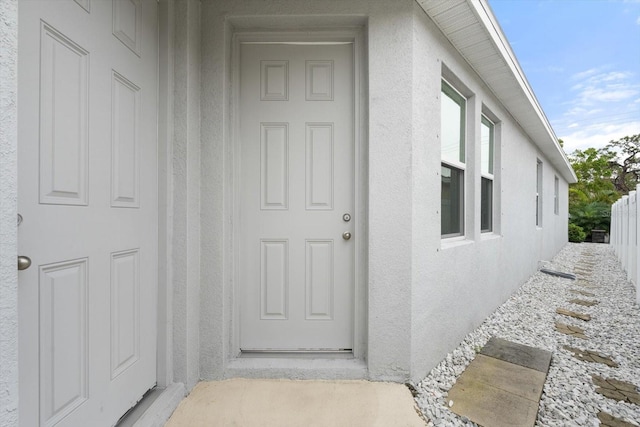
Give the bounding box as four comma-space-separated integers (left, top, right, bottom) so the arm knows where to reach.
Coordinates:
164, 379, 427, 427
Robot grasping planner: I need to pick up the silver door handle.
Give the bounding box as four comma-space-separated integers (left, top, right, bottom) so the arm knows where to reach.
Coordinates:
342, 232, 352, 241
18, 256, 31, 271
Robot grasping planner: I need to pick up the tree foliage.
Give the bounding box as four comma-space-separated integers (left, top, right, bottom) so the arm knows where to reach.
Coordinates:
568, 147, 618, 207
605, 134, 640, 194
566, 134, 640, 237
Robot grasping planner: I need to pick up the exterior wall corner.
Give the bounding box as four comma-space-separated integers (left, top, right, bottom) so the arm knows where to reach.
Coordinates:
0, 1, 19, 425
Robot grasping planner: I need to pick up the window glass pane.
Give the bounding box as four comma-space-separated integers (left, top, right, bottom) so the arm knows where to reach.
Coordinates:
441, 164, 464, 236
481, 116, 494, 175
481, 177, 493, 232
441, 82, 465, 164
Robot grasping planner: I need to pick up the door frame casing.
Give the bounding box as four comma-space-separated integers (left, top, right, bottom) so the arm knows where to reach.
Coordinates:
227, 29, 368, 365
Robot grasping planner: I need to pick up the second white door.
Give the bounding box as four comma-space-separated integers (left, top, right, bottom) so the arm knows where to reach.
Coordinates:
239, 42, 355, 351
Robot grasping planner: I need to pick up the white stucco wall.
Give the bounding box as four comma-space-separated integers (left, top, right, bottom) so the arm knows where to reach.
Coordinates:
409, 4, 569, 381
172, 0, 202, 391
191, 0, 571, 383
0, 1, 19, 425
0, 2, 573, 416
198, 0, 418, 382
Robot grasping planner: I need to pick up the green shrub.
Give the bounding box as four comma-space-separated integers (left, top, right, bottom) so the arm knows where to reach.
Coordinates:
569, 201, 610, 238
568, 223, 586, 243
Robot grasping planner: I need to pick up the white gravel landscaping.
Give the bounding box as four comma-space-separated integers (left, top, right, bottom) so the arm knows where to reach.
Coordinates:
413, 243, 640, 426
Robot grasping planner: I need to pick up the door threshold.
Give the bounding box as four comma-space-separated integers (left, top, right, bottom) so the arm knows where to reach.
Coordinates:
240, 349, 354, 359
115, 387, 162, 427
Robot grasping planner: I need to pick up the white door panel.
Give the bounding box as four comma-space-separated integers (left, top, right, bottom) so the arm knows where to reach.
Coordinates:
239, 43, 355, 351
18, 1, 158, 426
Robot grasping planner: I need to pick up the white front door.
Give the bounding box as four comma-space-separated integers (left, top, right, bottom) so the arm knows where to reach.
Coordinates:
238, 42, 355, 351
17, 1, 158, 426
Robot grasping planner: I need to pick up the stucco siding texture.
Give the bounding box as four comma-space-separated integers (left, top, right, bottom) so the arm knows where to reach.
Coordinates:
0, 0, 18, 425
199, 0, 418, 382
410, 4, 569, 381
195, 0, 569, 383
172, 0, 202, 391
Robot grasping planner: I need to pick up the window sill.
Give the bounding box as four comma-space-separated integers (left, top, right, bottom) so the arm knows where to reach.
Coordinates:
441, 236, 474, 250
481, 232, 502, 241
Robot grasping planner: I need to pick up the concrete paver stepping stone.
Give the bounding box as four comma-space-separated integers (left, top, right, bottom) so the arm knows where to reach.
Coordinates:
554, 321, 588, 339
570, 289, 596, 297
479, 337, 552, 373
592, 375, 640, 405
576, 279, 596, 288
563, 346, 619, 368
598, 411, 639, 427
447, 338, 551, 427
448, 372, 540, 427
568, 298, 598, 307
556, 308, 591, 321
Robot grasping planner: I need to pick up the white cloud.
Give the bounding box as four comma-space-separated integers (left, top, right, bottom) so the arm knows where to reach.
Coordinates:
580, 87, 639, 102
560, 121, 640, 153
555, 67, 640, 154
546, 65, 564, 73
571, 68, 600, 81
567, 69, 638, 109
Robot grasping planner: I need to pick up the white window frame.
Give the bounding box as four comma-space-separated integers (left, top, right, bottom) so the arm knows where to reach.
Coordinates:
554, 176, 559, 215
480, 115, 494, 233
441, 79, 466, 238
536, 159, 543, 227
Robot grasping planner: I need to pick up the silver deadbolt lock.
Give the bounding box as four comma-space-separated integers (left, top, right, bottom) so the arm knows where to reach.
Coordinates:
342, 213, 351, 222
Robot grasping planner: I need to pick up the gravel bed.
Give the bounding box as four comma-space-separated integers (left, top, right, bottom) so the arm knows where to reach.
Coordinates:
413, 243, 640, 426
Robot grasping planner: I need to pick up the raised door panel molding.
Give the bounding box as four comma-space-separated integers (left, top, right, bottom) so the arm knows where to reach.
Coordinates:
260, 123, 289, 210
110, 249, 140, 379
305, 123, 334, 210
39, 259, 89, 427
39, 22, 89, 206
260, 240, 289, 320
260, 60, 289, 101
73, 0, 90, 13
305, 240, 334, 320
111, 71, 140, 208
113, 0, 142, 56
306, 60, 334, 101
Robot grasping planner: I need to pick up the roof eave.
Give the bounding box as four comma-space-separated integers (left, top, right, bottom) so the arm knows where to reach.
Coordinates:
417, 0, 577, 184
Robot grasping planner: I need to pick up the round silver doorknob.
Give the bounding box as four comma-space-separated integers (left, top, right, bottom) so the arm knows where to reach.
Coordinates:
18, 256, 32, 271
342, 231, 352, 241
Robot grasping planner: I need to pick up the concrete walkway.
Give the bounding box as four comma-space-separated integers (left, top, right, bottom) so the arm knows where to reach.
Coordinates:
164, 378, 427, 427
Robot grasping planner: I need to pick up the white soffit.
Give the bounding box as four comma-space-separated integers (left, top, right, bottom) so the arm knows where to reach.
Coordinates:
417, 0, 577, 183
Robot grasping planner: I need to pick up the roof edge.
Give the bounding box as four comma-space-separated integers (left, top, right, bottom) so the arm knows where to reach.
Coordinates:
417, 0, 577, 183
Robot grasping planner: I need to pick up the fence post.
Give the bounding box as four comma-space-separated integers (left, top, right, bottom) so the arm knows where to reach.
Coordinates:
636, 185, 640, 304
628, 191, 637, 282
609, 201, 618, 255
622, 196, 629, 272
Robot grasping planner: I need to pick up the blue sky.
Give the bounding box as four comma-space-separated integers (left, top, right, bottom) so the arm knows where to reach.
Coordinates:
489, 0, 640, 155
